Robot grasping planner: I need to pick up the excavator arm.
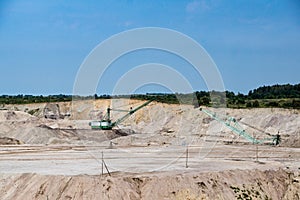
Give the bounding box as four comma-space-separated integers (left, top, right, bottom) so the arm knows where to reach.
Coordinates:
199, 107, 280, 145
90, 99, 153, 130
111, 100, 153, 127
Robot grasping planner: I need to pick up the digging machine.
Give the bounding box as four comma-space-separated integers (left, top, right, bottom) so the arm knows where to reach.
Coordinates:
89, 100, 153, 130
200, 107, 280, 145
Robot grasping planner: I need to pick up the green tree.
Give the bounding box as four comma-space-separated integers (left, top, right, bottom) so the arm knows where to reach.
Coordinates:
246, 102, 252, 108
253, 100, 259, 107
199, 97, 210, 106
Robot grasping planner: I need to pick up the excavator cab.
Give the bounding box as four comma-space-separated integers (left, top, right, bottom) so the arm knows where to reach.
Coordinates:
273, 133, 281, 145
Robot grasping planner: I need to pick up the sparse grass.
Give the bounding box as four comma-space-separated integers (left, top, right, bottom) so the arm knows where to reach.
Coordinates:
230, 184, 266, 200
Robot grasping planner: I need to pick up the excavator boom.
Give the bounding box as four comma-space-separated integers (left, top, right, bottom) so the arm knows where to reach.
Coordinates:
111, 100, 153, 127
90, 99, 153, 130
199, 108, 280, 145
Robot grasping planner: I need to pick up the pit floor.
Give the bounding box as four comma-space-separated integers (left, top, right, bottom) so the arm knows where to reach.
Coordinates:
0, 143, 299, 175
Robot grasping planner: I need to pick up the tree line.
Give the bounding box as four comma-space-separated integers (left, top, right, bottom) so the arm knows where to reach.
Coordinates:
0, 83, 299, 109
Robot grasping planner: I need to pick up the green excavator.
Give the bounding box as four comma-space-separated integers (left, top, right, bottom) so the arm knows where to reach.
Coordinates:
200, 107, 280, 145
89, 99, 153, 130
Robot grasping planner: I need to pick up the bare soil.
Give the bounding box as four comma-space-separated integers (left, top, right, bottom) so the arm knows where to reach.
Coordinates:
0, 100, 299, 199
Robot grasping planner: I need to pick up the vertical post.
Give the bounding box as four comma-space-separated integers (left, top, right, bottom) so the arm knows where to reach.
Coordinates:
102, 151, 104, 176
256, 144, 258, 162
107, 107, 110, 121
253, 134, 258, 162
186, 146, 189, 168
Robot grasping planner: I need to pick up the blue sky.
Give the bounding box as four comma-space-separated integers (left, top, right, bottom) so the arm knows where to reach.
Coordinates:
0, 0, 299, 95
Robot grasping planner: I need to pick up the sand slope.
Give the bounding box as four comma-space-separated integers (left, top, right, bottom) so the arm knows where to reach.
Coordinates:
0, 169, 299, 200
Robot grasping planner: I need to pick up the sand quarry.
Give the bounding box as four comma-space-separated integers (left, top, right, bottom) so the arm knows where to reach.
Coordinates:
0, 99, 299, 199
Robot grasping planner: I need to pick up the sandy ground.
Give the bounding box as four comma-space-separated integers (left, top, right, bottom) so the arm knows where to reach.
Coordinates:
0, 100, 299, 199
0, 144, 299, 175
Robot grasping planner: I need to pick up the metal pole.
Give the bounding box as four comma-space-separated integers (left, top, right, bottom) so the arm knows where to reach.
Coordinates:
102, 151, 104, 176
103, 160, 111, 176
256, 144, 258, 162
186, 146, 189, 168
101, 151, 111, 176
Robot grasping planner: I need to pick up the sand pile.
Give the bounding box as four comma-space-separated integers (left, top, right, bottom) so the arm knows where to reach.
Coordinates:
0, 110, 36, 121
0, 110, 127, 145
0, 100, 299, 147
0, 124, 127, 145
0, 168, 299, 200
